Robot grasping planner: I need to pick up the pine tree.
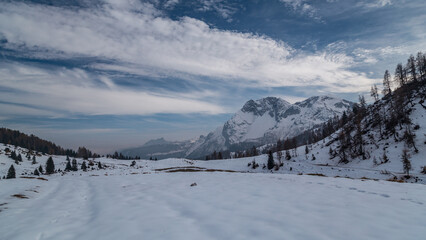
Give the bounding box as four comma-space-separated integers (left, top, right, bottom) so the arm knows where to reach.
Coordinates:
10, 150, 17, 160
383, 70, 392, 96
65, 160, 72, 171
34, 168, 40, 176
406, 54, 418, 82
81, 161, 87, 171
45, 157, 55, 174
370, 84, 379, 101
416, 52, 426, 81
401, 148, 412, 176
6, 165, 16, 179
305, 145, 309, 155
267, 151, 274, 170
98, 161, 103, 169
32, 155, 37, 164
72, 159, 78, 171
394, 63, 407, 87
17, 153, 22, 162
38, 165, 43, 174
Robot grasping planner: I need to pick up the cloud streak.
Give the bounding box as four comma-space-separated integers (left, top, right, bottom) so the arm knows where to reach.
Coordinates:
0, 62, 226, 116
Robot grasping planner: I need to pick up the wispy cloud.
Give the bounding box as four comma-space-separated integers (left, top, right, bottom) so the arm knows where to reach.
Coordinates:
197, 0, 239, 22
0, 62, 227, 116
357, 0, 392, 9
279, 0, 321, 20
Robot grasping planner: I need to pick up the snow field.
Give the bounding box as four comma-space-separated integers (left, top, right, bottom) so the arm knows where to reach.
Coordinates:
1, 172, 425, 240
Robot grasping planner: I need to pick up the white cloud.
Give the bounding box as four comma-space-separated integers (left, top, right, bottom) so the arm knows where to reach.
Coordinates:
197, 0, 239, 21
0, 0, 378, 116
0, 62, 227, 116
358, 0, 392, 9
164, 0, 180, 9
279, 0, 320, 20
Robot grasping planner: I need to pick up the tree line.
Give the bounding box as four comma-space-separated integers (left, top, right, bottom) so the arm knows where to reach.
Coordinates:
0, 128, 99, 159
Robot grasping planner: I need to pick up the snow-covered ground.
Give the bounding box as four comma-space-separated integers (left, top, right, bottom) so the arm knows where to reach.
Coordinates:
1, 144, 426, 240
1, 171, 425, 240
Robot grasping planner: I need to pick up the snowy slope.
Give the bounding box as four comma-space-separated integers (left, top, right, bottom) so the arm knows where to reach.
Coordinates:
1, 167, 425, 240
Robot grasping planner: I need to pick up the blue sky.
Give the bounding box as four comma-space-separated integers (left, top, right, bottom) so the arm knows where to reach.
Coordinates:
0, 0, 425, 153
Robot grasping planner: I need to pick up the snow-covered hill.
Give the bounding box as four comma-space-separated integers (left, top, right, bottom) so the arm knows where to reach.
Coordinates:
122, 95, 353, 159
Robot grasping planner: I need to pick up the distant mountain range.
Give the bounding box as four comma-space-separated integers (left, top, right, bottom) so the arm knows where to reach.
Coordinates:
120, 95, 354, 159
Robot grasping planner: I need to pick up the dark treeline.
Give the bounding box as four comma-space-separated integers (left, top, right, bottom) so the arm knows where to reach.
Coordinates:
106, 151, 141, 160
0, 128, 99, 159
205, 51, 426, 161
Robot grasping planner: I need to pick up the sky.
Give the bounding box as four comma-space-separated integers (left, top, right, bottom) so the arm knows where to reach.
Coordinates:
0, 0, 425, 153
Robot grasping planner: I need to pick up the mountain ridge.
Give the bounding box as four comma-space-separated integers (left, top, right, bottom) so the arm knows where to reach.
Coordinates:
121, 95, 354, 159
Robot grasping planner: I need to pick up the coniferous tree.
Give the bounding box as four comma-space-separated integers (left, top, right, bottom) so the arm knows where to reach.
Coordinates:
32, 155, 37, 164
6, 165, 16, 179
45, 157, 55, 174
34, 168, 40, 176
370, 84, 379, 101
401, 148, 412, 176
71, 159, 78, 171
98, 161, 103, 169
65, 160, 72, 171
38, 164, 44, 174
395, 63, 407, 87
407, 55, 417, 82
416, 52, 426, 81
267, 151, 274, 170
383, 70, 392, 96
305, 145, 309, 155
81, 161, 87, 171
130, 160, 136, 167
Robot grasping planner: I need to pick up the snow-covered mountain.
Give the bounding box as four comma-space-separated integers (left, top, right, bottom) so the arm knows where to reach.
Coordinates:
123, 95, 354, 159
187, 96, 354, 158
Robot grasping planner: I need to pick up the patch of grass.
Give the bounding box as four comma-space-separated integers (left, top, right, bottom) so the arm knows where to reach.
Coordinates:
306, 173, 327, 177
360, 177, 379, 181
166, 168, 203, 173
20, 176, 48, 181
11, 194, 28, 199
204, 169, 237, 173
155, 166, 205, 171
386, 177, 405, 183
